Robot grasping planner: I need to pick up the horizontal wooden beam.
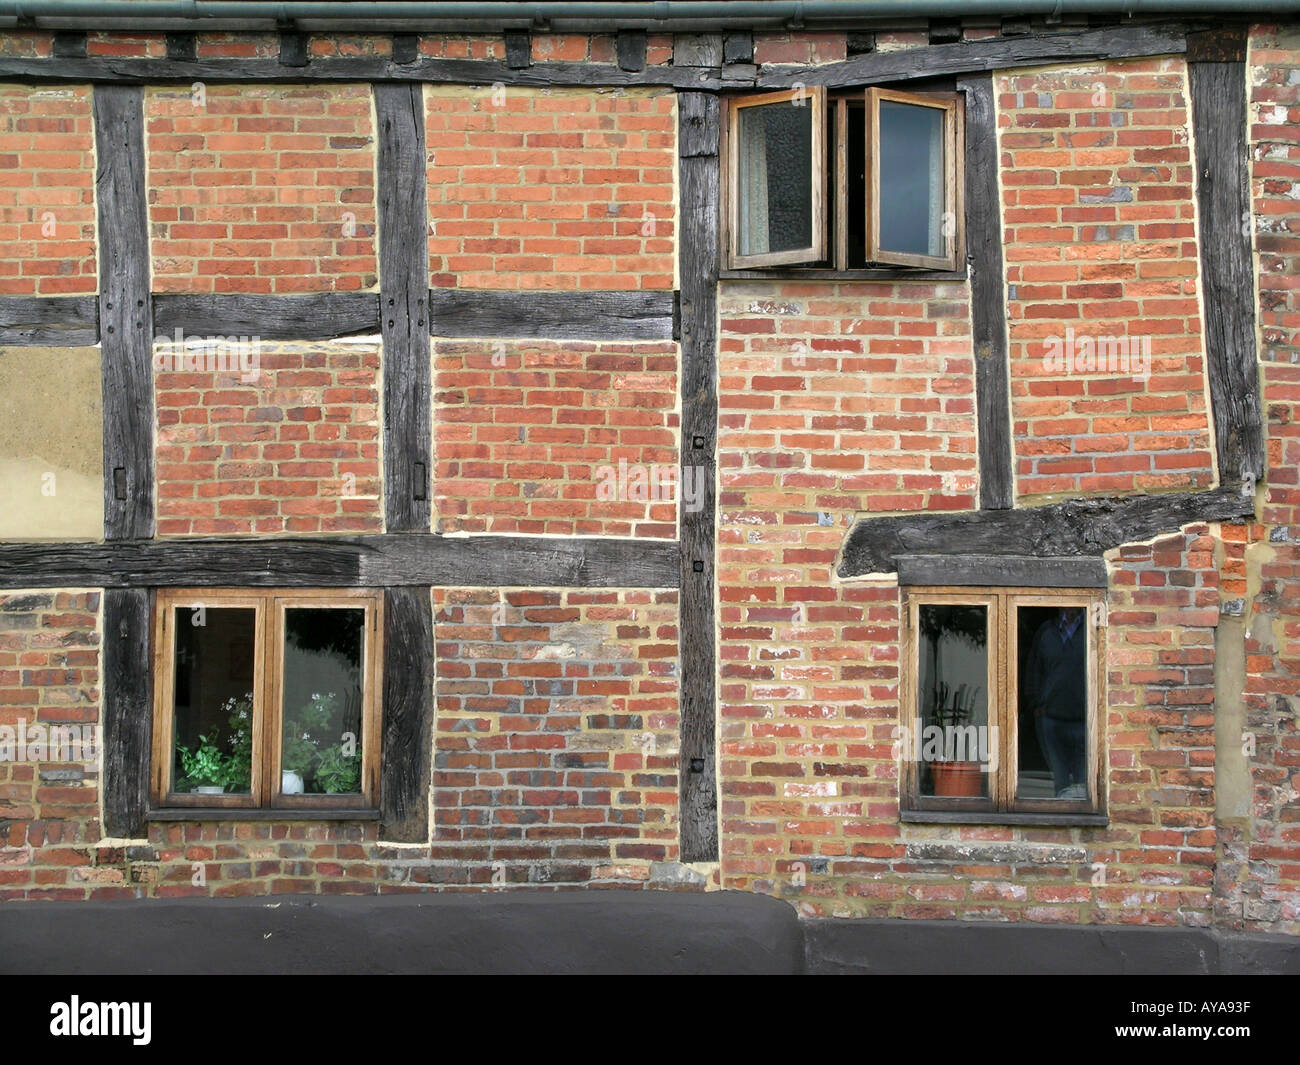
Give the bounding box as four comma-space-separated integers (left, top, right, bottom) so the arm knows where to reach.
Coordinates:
0, 295, 98, 346
0, 534, 681, 589
839, 487, 1254, 578
152, 292, 379, 340
0, 55, 721, 89
428, 288, 677, 341
895, 554, 1108, 589
758, 23, 1188, 89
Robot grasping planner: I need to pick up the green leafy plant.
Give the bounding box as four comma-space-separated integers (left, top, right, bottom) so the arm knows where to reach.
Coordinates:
315, 743, 361, 794
177, 734, 227, 790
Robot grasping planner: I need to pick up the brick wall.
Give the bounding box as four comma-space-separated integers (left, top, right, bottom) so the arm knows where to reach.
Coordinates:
433, 338, 679, 537
0, 591, 102, 901
424, 85, 676, 290
430, 588, 682, 881
154, 339, 382, 536
145, 83, 378, 294
0, 85, 96, 296
997, 57, 1215, 501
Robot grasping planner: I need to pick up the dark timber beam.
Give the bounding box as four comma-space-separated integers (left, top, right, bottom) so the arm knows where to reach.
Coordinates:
896, 554, 1108, 589
677, 92, 720, 864
376, 83, 431, 532
1188, 30, 1266, 487
94, 84, 154, 541
0, 56, 721, 89
101, 588, 151, 838
0, 535, 682, 589
757, 23, 1189, 88
380, 586, 434, 842
152, 292, 379, 340
0, 295, 98, 346
838, 488, 1254, 578
959, 73, 1013, 511
427, 289, 676, 341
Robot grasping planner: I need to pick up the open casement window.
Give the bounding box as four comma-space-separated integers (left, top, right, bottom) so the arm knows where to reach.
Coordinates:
864, 87, 964, 270
725, 86, 827, 268
900, 588, 1106, 823
724, 84, 963, 271
151, 589, 382, 812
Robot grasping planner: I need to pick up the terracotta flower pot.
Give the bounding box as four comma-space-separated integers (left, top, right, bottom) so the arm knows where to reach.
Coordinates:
929, 761, 984, 797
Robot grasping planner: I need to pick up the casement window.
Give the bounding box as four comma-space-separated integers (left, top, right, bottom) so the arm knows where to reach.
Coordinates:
723, 84, 964, 272
899, 587, 1106, 823
151, 589, 382, 812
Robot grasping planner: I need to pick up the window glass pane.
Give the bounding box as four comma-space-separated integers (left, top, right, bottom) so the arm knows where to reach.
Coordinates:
878, 100, 945, 258
281, 607, 365, 795
172, 607, 255, 795
736, 98, 814, 256
1017, 606, 1089, 800
916, 604, 991, 799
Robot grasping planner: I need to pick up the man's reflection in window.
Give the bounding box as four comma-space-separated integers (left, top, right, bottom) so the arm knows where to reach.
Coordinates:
1024, 606, 1087, 799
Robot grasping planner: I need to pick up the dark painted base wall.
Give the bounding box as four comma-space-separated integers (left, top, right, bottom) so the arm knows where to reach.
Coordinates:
2, 894, 1297, 975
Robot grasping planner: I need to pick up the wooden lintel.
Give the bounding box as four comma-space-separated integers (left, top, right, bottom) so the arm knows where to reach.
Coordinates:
896, 554, 1109, 589
0, 534, 683, 590
838, 488, 1255, 578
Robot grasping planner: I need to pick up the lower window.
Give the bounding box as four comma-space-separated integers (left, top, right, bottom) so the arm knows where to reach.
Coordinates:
900, 587, 1106, 820
151, 589, 382, 810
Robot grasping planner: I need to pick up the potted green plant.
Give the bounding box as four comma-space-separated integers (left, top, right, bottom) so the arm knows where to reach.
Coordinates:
177, 734, 229, 795
315, 742, 361, 794
280, 731, 317, 795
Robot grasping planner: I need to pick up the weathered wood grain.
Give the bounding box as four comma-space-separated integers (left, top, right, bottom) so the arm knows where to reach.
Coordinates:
959, 73, 1013, 510
427, 288, 676, 341
152, 292, 379, 339
380, 586, 434, 842
839, 488, 1255, 578
376, 83, 432, 532
1190, 54, 1265, 487
102, 588, 151, 838
0, 55, 721, 88
895, 554, 1108, 588
0, 535, 682, 589
758, 24, 1188, 88
0, 295, 98, 346
95, 84, 155, 541
677, 92, 720, 864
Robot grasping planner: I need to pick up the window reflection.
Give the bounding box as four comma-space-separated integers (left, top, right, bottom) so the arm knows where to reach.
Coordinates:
1018, 606, 1088, 800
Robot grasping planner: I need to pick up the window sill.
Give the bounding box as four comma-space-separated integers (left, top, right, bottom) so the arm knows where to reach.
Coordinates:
719, 267, 967, 282
901, 810, 1108, 827
147, 808, 380, 822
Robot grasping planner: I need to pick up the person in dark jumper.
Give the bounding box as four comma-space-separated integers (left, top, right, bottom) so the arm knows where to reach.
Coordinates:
1024, 606, 1088, 799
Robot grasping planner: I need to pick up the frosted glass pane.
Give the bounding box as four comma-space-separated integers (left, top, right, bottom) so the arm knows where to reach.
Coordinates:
736, 100, 813, 256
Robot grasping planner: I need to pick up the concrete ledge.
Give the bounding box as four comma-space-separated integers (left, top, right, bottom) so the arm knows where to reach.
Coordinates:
804, 917, 1300, 975
4, 894, 1298, 975
0, 890, 804, 976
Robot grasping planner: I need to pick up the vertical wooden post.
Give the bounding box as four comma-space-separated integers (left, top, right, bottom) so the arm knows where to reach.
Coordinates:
677, 93, 720, 863
94, 85, 155, 541
380, 586, 434, 841
1189, 32, 1265, 488
958, 74, 1014, 512
375, 83, 431, 533
101, 588, 151, 837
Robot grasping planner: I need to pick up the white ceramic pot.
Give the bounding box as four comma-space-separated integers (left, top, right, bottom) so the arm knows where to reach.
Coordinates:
282, 770, 305, 795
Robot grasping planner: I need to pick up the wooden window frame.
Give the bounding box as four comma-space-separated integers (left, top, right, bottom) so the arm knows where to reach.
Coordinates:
865, 86, 965, 271
151, 587, 383, 812
900, 586, 1106, 823
722, 86, 827, 269
722, 84, 964, 273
